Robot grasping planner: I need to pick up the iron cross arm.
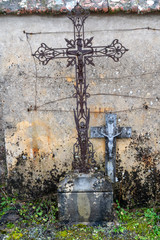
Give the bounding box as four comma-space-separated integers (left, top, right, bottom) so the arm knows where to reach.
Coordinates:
92, 39, 128, 62
33, 43, 69, 65
90, 126, 132, 139
33, 38, 128, 66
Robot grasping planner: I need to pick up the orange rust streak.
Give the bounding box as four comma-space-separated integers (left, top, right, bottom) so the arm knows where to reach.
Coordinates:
91, 106, 114, 118
32, 147, 39, 157
142, 155, 153, 167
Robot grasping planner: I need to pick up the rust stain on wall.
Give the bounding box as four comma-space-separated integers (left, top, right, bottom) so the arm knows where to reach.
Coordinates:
90, 106, 114, 119
6, 119, 58, 171
66, 77, 73, 83
5, 115, 74, 197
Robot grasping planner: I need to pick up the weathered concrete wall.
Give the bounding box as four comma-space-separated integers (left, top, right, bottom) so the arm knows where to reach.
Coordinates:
0, 14, 160, 205
0, 43, 6, 184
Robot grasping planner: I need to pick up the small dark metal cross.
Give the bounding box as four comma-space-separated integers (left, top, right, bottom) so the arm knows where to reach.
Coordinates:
91, 113, 132, 182
33, 3, 128, 173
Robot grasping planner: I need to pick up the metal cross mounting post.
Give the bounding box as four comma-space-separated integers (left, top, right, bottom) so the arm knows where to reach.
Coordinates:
90, 113, 132, 182
33, 3, 128, 173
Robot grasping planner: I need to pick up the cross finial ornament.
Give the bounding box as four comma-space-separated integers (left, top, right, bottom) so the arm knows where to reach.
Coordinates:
33, 3, 128, 173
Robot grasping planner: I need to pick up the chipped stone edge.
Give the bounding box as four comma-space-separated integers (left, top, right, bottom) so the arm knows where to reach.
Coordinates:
0, 2, 160, 15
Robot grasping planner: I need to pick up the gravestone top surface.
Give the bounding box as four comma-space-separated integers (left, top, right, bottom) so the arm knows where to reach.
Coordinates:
58, 172, 112, 193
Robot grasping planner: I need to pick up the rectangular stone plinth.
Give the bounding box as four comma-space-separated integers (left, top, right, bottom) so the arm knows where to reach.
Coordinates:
58, 173, 113, 225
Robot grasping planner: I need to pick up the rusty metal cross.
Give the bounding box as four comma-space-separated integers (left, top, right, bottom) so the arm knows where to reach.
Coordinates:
33, 3, 128, 173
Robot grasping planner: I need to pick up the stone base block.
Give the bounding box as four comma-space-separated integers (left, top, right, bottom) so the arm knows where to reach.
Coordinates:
58, 172, 113, 225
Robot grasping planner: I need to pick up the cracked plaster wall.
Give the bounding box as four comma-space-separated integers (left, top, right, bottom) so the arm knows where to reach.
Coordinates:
0, 13, 160, 205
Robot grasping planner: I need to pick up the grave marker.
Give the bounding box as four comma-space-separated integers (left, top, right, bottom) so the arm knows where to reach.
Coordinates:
33, 3, 128, 172
33, 3, 129, 224
91, 113, 132, 182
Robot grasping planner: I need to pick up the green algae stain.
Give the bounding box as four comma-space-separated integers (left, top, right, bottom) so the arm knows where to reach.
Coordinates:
55, 225, 106, 240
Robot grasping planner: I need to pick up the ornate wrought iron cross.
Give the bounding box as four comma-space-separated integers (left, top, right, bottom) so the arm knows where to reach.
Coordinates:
33, 3, 128, 173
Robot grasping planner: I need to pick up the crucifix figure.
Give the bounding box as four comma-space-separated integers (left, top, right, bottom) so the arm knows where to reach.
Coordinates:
33, 3, 128, 173
90, 114, 132, 182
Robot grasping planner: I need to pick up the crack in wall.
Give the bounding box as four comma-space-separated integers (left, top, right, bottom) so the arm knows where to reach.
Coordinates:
25, 32, 38, 110
24, 26, 160, 35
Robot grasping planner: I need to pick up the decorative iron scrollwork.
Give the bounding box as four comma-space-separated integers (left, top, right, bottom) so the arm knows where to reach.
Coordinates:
65, 39, 75, 48
33, 43, 55, 65
105, 39, 128, 62
32, 3, 128, 173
